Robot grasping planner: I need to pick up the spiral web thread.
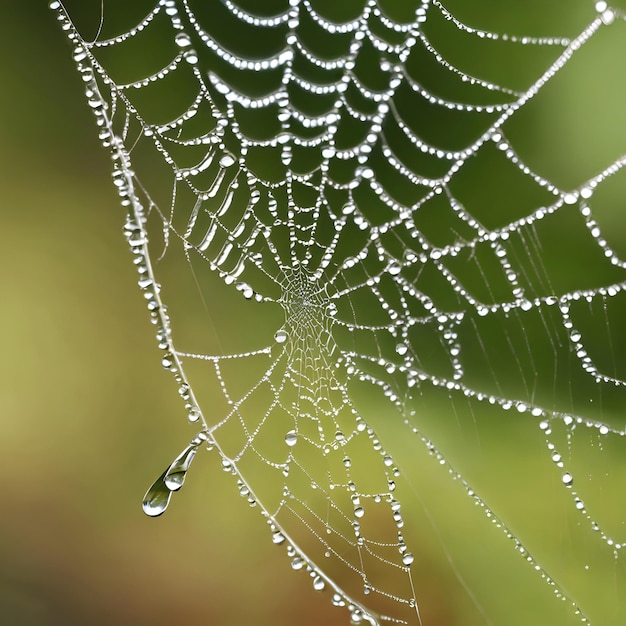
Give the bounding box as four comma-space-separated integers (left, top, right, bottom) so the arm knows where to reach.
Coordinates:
53, 0, 626, 624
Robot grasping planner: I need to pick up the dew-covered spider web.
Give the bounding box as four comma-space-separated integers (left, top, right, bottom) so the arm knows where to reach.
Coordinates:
52, 0, 626, 624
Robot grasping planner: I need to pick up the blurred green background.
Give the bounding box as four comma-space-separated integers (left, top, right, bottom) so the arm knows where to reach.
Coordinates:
2, 2, 626, 625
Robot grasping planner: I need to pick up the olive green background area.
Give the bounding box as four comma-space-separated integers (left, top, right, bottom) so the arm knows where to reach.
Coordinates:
2, 2, 626, 626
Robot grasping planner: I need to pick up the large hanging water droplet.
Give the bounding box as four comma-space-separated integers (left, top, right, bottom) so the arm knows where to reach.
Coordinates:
164, 443, 199, 491
142, 469, 172, 517
402, 552, 415, 566
142, 437, 203, 516
285, 430, 297, 446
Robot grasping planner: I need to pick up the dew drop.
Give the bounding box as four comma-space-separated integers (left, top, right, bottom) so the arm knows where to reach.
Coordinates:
332, 593, 345, 607
272, 531, 286, 545
274, 329, 288, 343
402, 552, 414, 566
164, 443, 199, 491
313, 575, 325, 591
143, 438, 203, 516
354, 506, 365, 518
142, 469, 172, 517
219, 153, 236, 168
291, 557, 305, 570
562, 472, 574, 487
285, 430, 297, 446
174, 33, 192, 47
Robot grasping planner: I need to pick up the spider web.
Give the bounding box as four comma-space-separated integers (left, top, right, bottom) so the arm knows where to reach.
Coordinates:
52, 0, 626, 624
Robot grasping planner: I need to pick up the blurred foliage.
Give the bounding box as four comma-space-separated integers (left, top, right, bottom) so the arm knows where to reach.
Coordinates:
2, 2, 626, 626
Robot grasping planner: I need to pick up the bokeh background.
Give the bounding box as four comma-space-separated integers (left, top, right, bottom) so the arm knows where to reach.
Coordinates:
2, 1, 626, 625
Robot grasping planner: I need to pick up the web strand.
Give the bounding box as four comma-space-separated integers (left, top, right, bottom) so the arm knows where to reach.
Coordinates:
53, 1, 626, 624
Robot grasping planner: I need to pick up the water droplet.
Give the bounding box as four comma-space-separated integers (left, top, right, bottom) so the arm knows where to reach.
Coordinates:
142, 469, 172, 517
174, 33, 192, 47
142, 438, 203, 516
274, 329, 288, 343
164, 443, 198, 491
219, 154, 236, 168
396, 343, 408, 356
354, 506, 365, 518
402, 552, 414, 566
291, 557, 305, 570
313, 575, 325, 591
332, 593, 345, 607
285, 430, 297, 446
562, 472, 574, 487
272, 531, 286, 545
